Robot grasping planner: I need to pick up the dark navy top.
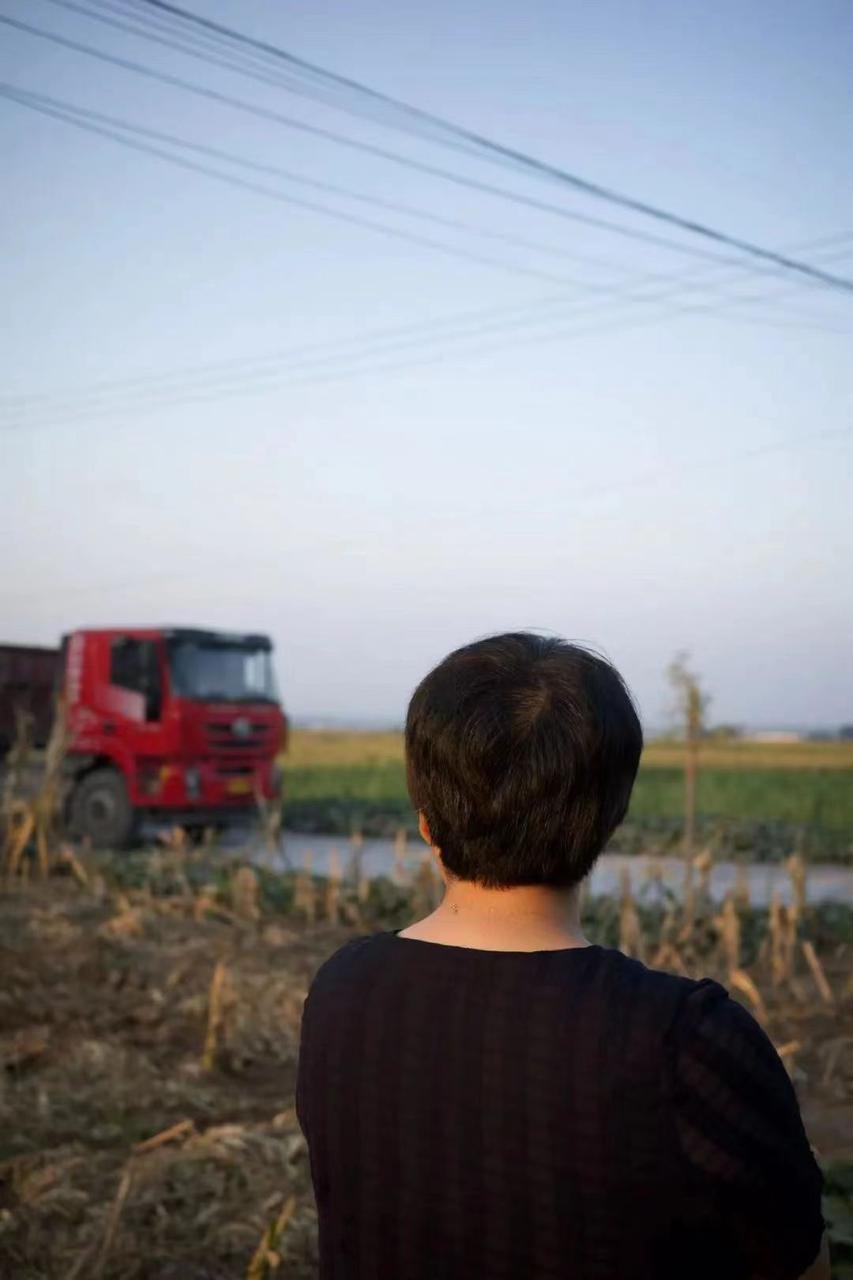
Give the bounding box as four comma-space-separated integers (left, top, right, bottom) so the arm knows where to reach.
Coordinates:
296, 932, 824, 1279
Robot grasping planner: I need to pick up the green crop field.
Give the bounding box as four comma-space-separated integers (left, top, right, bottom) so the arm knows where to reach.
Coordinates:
281, 731, 853, 863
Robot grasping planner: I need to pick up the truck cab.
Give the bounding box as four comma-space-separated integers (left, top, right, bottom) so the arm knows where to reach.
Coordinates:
61, 627, 287, 848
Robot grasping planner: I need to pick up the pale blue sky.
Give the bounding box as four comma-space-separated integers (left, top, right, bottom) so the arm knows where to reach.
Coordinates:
2, 0, 852, 727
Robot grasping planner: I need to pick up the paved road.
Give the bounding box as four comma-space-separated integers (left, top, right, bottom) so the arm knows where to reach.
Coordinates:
240, 830, 853, 907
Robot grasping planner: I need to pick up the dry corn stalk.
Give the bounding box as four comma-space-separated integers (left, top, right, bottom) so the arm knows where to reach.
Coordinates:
784, 907, 800, 976
161, 825, 188, 854
255, 779, 283, 852
98, 895, 143, 939
231, 866, 261, 922
819, 1035, 852, 1086
324, 848, 341, 924
93, 1162, 133, 1277
202, 959, 230, 1071
693, 849, 713, 900
728, 968, 768, 1022
35, 809, 50, 879
193, 883, 220, 922
346, 834, 364, 886
775, 1040, 803, 1077
293, 850, 316, 923
641, 854, 664, 890
393, 829, 407, 885
134, 1118, 195, 1154
58, 843, 89, 888
733, 863, 751, 909
681, 859, 696, 938
68, 1161, 134, 1280
33, 699, 69, 877
714, 893, 741, 975
2, 799, 35, 879
651, 903, 677, 968
653, 942, 688, 976
2, 708, 36, 880
1, 708, 34, 822
618, 868, 644, 960
801, 940, 834, 1004
767, 891, 799, 986
786, 854, 808, 918
246, 1194, 296, 1279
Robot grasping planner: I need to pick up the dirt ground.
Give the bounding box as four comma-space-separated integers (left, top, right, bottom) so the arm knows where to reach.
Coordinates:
1, 879, 851, 1279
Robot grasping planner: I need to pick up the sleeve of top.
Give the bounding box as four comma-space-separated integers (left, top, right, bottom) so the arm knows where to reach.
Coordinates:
295, 987, 313, 1136
669, 979, 825, 1280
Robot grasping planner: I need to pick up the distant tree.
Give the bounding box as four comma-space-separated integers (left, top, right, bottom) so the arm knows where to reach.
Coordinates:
667, 653, 712, 857
839, 725, 853, 741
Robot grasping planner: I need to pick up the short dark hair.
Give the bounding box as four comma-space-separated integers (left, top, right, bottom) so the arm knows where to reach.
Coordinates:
405, 632, 642, 889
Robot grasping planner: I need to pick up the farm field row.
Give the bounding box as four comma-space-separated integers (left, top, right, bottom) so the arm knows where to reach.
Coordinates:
281, 732, 853, 862
285, 730, 853, 771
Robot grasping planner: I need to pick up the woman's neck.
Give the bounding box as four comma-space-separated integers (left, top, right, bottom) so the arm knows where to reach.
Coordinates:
399, 875, 589, 952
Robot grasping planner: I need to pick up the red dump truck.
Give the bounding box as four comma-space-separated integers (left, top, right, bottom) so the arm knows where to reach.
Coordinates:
0, 627, 288, 848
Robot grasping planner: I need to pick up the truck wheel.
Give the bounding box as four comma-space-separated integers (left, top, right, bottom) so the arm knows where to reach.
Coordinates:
69, 768, 136, 850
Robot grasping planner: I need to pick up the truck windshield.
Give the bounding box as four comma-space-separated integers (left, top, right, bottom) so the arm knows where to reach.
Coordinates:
167, 641, 278, 703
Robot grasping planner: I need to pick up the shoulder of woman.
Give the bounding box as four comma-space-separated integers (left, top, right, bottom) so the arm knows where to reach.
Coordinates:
304, 931, 385, 997
667, 973, 824, 1196
668, 974, 789, 1090
665, 976, 826, 1278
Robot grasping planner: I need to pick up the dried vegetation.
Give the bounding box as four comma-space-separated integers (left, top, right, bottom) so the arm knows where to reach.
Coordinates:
1, 718, 852, 1276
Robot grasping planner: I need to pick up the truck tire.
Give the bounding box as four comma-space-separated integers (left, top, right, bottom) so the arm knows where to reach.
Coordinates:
69, 768, 136, 850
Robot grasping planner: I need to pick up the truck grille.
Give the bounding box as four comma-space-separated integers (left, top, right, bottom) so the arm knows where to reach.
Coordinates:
204, 721, 276, 755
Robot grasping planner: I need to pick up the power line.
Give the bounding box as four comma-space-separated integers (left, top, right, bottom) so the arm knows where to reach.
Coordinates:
38, 0, 811, 298
1, 153, 848, 432
2, 83, 849, 431
54, 0, 853, 313
9, 78, 848, 339
2, 84, 630, 292
2, 10, 821, 281
0, 82, 720, 303
3, 218, 848, 419
0, 296, 576, 410
2, 27, 849, 430
110, 0, 853, 296
4, 240, 850, 435
1, 181, 849, 428
4, 269, 850, 430
92, 0, 499, 164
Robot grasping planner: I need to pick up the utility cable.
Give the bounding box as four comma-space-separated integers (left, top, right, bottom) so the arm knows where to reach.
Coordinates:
0, 83, 729, 301
8, 80, 846, 333
1, 83, 632, 292
1, 103, 848, 435
100, 0, 853, 295
2, 12, 820, 280
3, 241, 850, 434
26, 0, 794, 296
